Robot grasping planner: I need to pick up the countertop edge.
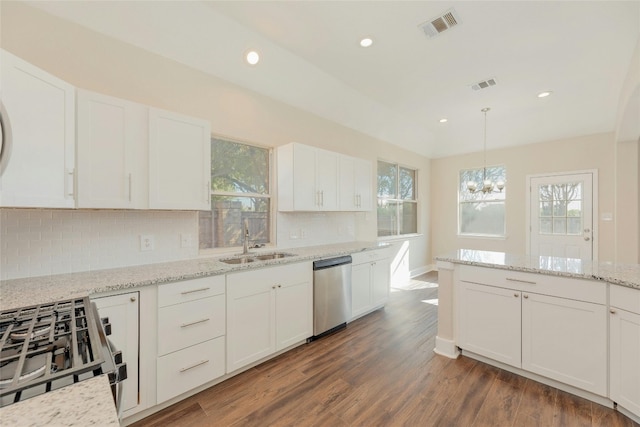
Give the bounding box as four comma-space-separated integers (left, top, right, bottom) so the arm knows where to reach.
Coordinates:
435, 252, 640, 290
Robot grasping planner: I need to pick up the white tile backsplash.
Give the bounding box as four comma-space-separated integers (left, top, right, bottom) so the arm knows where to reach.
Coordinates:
276, 212, 356, 249
0, 209, 198, 280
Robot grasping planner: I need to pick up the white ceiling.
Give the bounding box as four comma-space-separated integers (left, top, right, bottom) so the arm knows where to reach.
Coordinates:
27, 1, 640, 158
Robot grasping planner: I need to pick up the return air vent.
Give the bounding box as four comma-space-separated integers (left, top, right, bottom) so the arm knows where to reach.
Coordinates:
471, 78, 498, 91
419, 8, 461, 38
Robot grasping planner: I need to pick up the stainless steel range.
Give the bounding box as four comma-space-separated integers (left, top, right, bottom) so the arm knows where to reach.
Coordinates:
0, 297, 126, 411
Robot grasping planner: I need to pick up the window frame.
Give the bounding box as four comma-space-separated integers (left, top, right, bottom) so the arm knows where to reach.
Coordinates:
376, 159, 419, 239
458, 164, 506, 238
199, 135, 275, 254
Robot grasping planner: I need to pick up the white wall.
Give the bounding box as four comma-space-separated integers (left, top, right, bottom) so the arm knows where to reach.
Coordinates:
431, 133, 617, 262
0, 2, 432, 279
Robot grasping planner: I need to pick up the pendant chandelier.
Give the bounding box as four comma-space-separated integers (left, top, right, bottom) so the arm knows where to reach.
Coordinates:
467, 107, 505, 193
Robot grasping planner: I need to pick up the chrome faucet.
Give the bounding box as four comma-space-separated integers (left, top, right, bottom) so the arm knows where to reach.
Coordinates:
242, 218, 250, 255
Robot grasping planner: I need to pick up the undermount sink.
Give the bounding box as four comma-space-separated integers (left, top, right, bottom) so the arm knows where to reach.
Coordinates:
219, 252, 295, 264
254, 253, 293, 261
220, 256, 255, 265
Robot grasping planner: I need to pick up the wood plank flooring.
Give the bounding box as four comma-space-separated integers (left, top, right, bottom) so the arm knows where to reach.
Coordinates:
132, 272, 638, 427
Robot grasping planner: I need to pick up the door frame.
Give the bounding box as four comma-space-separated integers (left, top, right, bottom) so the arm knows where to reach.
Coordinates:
525, 169, 599, 261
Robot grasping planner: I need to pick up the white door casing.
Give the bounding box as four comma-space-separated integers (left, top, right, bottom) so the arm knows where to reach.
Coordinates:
528, 171, 597, 260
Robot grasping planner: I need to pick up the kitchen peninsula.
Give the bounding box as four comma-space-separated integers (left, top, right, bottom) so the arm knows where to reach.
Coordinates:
434, 249, 640, 423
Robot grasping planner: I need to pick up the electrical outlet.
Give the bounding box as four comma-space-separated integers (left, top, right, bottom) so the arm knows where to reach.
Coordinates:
180, 233, 193, 248
300, 228, 306, 239
289, 230, 299, 240
140, 235, 155, 251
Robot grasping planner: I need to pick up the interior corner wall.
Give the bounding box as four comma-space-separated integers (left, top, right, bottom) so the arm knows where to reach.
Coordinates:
0, 2, 432, 271
430, 133, 617, 262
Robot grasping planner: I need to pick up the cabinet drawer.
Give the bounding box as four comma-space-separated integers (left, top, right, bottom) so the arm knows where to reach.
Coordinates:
158, 275, 225, 307
156, 337, 225, 404
158, 295, 225, 356
611, 285, 640, 314
458, 265, 605, 305
227, 262, 311, 295
351, 248, 389, 265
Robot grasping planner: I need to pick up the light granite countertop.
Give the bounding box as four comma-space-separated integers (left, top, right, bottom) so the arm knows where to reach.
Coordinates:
0, 241, 389, 311
435, 249, 640, 290
0, 375, 120, 427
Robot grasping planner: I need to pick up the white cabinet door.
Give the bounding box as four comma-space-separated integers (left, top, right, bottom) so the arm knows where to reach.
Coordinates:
148, 108, 211, 210
315, 148, 338, 210
458, 281, 522, 368
522, 292, 607, 396
0, 50, 75, 208
371, 259, 390, 307
353, 157, 372, 211
290, 143, 317, 211
340, 156, 372, 211
275, 275, 313, 350
77, 90, 148, 208
610, 307, 640, 416
351, 262, 372, 319
226, 262, 312, 372
226, 275, 274, 373
93, 292, 139, 415
278, 143, 339, 211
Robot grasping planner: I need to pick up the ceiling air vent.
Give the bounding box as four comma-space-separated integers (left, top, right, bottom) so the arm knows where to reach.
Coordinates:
419, 8, 461, 38
471, 77, 498, 91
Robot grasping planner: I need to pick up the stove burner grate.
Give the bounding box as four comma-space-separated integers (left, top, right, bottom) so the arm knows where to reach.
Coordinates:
0, 297, 105, 401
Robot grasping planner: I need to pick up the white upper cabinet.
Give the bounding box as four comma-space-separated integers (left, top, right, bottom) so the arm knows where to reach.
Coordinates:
148, 108, 211, 210
77, 90, 148, 209
339, 156, 372, 211
277, 143, 338, 211
0, 49, 75, 208
278, 142, 371, 212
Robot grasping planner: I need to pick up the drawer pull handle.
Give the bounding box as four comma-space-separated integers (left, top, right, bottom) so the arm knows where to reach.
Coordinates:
180, 318, 210, 328
180, 287, 210, 295
179, 359, 209, 372
506, 277, 537, 285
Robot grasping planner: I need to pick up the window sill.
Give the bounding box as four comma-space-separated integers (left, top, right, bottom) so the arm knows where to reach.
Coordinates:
458, 233, 507, 240
378, 233, 424, 242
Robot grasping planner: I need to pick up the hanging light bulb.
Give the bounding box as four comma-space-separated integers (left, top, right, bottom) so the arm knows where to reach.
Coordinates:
468, 107, 505, 194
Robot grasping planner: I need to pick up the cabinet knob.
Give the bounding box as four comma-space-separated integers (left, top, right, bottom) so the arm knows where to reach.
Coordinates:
272, 285, 276, 289
610, 309, 616, 314
514, 293, 519, 298
523, 294, 529, 299
130, 296, 136, 302
278, 284, 282, 288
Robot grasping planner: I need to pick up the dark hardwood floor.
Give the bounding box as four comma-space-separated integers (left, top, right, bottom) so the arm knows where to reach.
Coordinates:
133, 272, 638, 427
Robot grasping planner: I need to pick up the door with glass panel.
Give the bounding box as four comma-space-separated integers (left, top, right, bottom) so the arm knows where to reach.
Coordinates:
529, 172, 594, 260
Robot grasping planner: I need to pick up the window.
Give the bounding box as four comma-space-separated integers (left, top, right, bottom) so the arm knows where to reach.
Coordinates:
199, 137, 271, 249
458, 165, 506, 236
377, 160, 418, 237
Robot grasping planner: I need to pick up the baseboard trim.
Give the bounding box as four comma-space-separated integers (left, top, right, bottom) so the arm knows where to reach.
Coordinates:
409, 264, 436, 278
433, 336, 460, 359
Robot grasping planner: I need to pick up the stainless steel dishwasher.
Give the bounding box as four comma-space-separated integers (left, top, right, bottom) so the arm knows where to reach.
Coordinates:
312, 255, 352, 339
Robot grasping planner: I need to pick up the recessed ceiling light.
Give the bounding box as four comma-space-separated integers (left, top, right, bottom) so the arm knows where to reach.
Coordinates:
537, 91, 552, 98
439, 118, 448, 123
359, 37, 373, 48
245, 50, 260, 65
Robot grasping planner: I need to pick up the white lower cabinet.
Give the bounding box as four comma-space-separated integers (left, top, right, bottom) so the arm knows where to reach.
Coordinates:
458, 281, 521, 367
350, 249, 390, 321
521, 292, 607, 396
92, 291, 140, 416
610, 285, 640, 418
226, 262, 312, 373
457, 265, 608, 398
156, 276, 226, 404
